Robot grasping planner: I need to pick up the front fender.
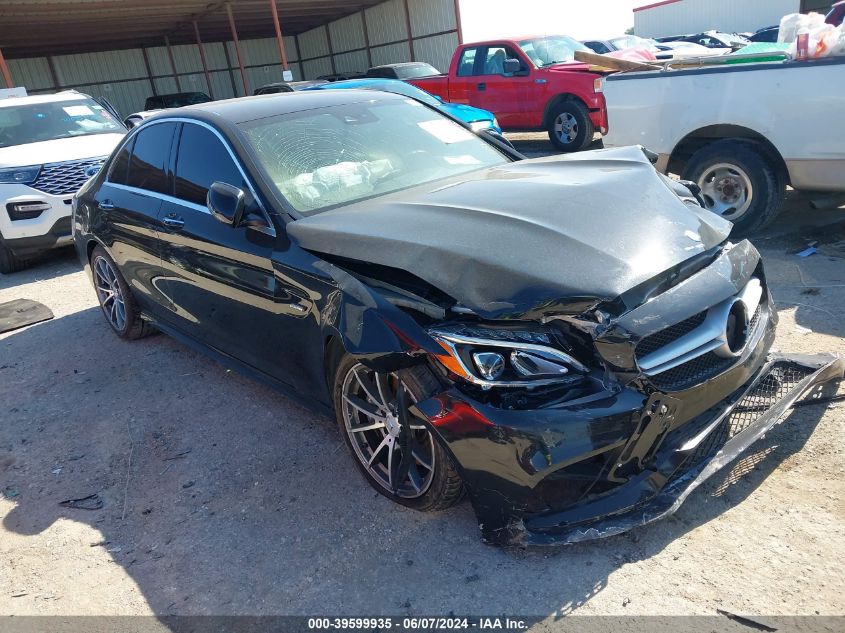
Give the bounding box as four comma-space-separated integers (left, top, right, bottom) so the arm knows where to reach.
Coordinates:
313, 260, 442, 372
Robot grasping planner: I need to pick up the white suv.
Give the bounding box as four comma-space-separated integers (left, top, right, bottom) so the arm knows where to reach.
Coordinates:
0, 91, 126, 273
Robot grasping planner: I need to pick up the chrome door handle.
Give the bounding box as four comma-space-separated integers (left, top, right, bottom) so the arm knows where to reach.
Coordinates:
162, 215, 185, 229
98, 200, 115, 211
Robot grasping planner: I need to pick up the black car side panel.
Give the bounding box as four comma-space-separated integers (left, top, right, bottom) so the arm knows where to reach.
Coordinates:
90, 183, 169, 314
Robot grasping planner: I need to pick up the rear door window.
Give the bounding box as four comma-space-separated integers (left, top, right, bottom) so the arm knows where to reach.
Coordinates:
126, 123, 175, 194
108, 139, 134, 185
174, 123, 247, 206
457, 48, 479, 76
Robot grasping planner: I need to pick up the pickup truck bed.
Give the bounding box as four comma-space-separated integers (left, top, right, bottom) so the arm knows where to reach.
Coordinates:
602, 55, 845, 234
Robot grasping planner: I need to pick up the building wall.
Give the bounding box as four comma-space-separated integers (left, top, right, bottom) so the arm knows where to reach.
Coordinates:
5, 0, 461, 116
634, 0, 801, 38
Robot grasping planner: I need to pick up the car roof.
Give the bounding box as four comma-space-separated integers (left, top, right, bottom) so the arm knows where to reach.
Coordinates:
154, 92, 208, 98
313, 78, 407, 88
0, 90, 88, 108
464, 35, 568, 45
152, 89, 407, 125
370, 62, 433, 68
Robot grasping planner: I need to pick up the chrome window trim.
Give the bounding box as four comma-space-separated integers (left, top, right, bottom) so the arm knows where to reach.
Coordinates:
104, 116, 275, 236
107, 182, 208, 213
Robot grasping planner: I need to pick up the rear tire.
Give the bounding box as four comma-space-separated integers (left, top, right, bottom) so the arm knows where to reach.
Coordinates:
90, 246, 154, 340
0, 240, 29, 274
547, 100, 595, 153
333, 354, 463, 512
682, 139, 785, 237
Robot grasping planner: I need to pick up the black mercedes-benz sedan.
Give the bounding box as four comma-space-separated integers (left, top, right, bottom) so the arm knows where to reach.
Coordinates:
73, 90, 843, 546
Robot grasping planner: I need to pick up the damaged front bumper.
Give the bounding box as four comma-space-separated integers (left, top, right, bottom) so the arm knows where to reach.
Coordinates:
414, 353, 843, 547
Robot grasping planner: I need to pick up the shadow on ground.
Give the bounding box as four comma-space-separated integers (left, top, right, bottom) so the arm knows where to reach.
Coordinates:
0, 291, 834, 617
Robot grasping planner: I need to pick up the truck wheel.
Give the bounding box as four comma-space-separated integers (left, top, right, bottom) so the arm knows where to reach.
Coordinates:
682, 140, 785, 236
547, 100, 594, 153
0, 240, 29, 274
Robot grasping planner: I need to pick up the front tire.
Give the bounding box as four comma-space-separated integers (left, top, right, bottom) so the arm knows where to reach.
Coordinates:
547, 100, 595, 153
332, 355, 463, 512
682, 139, 785, 236
0, 240, 29, 274
90, 246, 154, 340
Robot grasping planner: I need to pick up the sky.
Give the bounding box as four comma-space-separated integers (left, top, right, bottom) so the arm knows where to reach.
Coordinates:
459, 0, 645, 42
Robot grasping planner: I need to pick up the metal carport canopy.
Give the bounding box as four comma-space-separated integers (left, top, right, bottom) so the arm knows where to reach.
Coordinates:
0, 0, 387, 58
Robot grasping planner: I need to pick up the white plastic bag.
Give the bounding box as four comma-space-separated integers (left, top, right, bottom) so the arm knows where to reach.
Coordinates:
779, 12, 825, 43
816, 23, 845, 57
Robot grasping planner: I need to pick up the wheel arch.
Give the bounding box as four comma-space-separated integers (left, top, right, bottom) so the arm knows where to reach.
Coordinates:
668, 125, 789, 185
542, 93, 588, 128
323, 333, 346, 399
86, 238, 101, 263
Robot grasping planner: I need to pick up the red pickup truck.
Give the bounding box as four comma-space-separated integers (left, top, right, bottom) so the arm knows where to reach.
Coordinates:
409, 35, 608, 152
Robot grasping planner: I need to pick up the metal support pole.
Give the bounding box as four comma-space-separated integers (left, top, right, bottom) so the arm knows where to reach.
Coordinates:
361, 9, 373, 68
46, 56, 61, 90
294, 35, 305, 81
453, 0, 464, 44
403, 0, 416, 61
226, 2, 250, 95
221, 43, 239, 97
193, 21, 215, 99
164, 35, 182, 92
325, 24, 337, 74
0, 48, 14, 89
141, 47, 158, 96
268, 0, 289, 72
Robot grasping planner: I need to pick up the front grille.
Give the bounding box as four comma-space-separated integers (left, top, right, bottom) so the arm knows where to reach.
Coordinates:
682, 363, 814, 469
31, 157, 106, 196
636, 310, 707, 359
650, 305, 763, 391
651, 352, 735, 391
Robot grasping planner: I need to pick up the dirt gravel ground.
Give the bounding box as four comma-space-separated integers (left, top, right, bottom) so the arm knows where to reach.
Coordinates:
1, 137, 844, 621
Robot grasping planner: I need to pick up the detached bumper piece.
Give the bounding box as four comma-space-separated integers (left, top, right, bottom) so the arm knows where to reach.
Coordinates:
421, 353, 843, 547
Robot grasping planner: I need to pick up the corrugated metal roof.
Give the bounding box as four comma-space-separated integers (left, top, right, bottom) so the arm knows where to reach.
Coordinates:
0, 0, 388, 58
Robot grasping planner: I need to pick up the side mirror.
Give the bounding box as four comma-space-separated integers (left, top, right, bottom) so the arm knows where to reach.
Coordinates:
503, 58, 522, 75
208, 181, 245, 226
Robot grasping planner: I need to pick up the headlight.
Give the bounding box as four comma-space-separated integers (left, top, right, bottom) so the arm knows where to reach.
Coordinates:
469, 120, 492, 132
428, 324, 588, 388
0, 165, 41, 185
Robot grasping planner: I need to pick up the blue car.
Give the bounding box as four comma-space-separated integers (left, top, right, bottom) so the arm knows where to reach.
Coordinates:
302, 78, 503, 135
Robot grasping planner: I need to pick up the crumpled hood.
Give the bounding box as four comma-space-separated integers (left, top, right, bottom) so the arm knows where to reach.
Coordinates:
0, 133, 125, 168
288, 146, 731, 318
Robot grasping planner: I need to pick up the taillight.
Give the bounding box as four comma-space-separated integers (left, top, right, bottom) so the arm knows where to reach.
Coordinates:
593, 78, 603, 93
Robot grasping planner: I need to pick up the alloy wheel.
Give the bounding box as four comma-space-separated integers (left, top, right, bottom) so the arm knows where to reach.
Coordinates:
554, 112, 579, 144
697, 163, 754, 221
93, 255, 127, 331
341, 363, 436, 499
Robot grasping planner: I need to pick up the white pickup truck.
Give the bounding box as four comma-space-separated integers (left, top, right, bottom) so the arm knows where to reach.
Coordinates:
602, 56, 845, 235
